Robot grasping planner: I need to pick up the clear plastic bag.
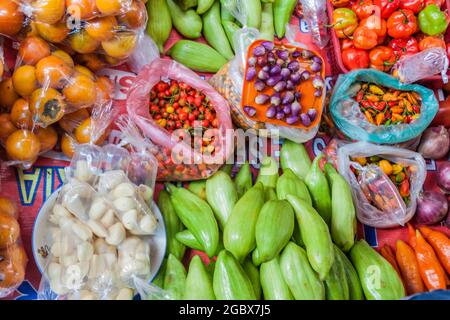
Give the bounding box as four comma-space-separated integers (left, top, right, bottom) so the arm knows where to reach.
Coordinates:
209, 21, 325, 143
330, 69, 439, 144
300, 0, 330, 49
38, 141, 159, 300
0, 197, 28, 298
394, 48, 449, 84
337, 141, 426, 228
126, 58, 233, 181
3, 0, 148, 66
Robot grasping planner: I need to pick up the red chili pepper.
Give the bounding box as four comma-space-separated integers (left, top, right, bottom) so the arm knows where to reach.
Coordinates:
356, 91, 364, 102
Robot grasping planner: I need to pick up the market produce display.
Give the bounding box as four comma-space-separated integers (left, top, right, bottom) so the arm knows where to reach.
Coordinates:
0, 0, 449, 302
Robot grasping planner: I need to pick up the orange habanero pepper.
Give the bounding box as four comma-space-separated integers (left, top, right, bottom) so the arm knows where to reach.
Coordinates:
396, 240, 425, 295
419, 226, 450, 275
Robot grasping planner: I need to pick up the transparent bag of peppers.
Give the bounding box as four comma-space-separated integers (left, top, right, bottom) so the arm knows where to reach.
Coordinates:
209, 2, 326, 143
0, 197, 28, 299
126, 58, 233, 181
37, 134, 161, 300
337, 141, 427, 228
1, 0, 148, 68
330, 69, 439, 144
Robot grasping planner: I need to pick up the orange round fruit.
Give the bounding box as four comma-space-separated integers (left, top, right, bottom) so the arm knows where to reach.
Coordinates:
95, 0, 124, 16
0, 114, 17, 143
63, 74, 97, 107
22, 20, 39, 38
74, 65, 95, 80
6, 129, 41, 163
0, 79, 19, 111
12, 66, 38, 97
35, 55, 72, 88
69, 30, 100, 54
35, 126, 58, 152
0, 198, 18, 218
96, 76, 113, 102
18, 36, 51, 66
61, 133, 76, 158
52, 50, 75, 68
30, 88, 66, 126
66, 0, 97, 20
0, 212, 20, 248
74, 117, 92, 143
32, 0, 66, 25
58, 108, 90, 133
35, 21, 69, 43
118, 0, 146, 29
0, 0, 24, 37
0, 244, 26, 289
10, 99, 33, 129
101, 32, 137, 59
85, 16, 117, 42
76, 53, 106, 72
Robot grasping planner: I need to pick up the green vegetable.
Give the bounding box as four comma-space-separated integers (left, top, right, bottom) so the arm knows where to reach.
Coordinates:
253, 200, 295, 265
197, 0, 215, 14
274, 0, 297, 38
175, 229, 224, 254
286, 195, 334, 280
242, 257, 262, 299
242, 0, 262, 28
264, 187, 277, 201
324, 245, 350, 300
260, 257, 293, 300
203, 0, 235, 60
259, 3, 275, 41
279, 242, 325, 300
213, 250, 257, 300
256, 156, 279, 189
280, 140, 311, 179
206, 171, 238, 230
166, 184, 219, 258
325, 163, 356, 252
188, 180, 207, 200
163, 254, 187, 300
152, 258, 167, 288
222, 21, 240, 51
176, 0, 198, 10
418, 4, 449, 36
184, 255, 216, 300
167, 40, 227, 73
292, 222, 304, 247
350, 240, 405, 300
304, 154, 332, 226
235, 162, 253, 198
220, 1, 235, 22
334, 245, 364, 300
158, 190, 186, 260
219, 164, 233, 176
146, 0, 172, 53
223, 182, 265, 262
276, 169, 312, 204
167, 0, 203, 39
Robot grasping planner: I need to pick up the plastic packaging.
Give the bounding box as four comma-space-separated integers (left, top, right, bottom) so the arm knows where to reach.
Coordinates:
0, 197, 28, 298
0, 37, 4, 80
126, 58, 233, 181
394, 48, 449, 84
330, 69, 439, 144
2, 0, 148, 66
38, 141, 159, 300
337, 142, 426, 228
300, 0, 330, 49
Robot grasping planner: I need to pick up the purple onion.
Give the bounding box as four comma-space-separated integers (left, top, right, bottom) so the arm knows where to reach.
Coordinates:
266, 105, 276, 118
270, 65, 281, 76
273, 81, 286, 92
246, 67, 257, 81
253, 46, 266, 56
313, 75, 324, 89
244, 106, 256, 117
438, 162, 450, 193
266, 75, 282, 87
262, 66, 270, 73
255, 94, 270, 105
307, 108, 317, 121
248, 57, 257, 67
314, 89, 322, 97
415, 191, 449, 225
288, 61, 300, 72
276, 105, 283, 113
294, 92, 301, 100
277, 50, 289, 60
291, 101, 301, 115
301, 70, 311, 81
276, 59, 285, 66
271, 93, 281, 106
286, 115, 299, 125
301, 50, 313, 59
267, 54, 276, 65
254, 80, 266, 91
282, 91, 294, 104
290, 72, 301, 85
258, 70, 269, 80
311, 61, 322, 73
262, 41, 275, 51
283, 105, 291, 115
257, 56, 268, 67
280, 68, 291, 80
312, 56, 322, 64
276, 112, 285, 120
300, 113, 311, 126
292, 50, 301, 58
286, 80, 295, 90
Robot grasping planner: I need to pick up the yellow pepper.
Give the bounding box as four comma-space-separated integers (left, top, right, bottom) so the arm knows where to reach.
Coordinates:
157, 119, 167, 127
354, 157, 367, 165
369, 84, 384, 95
379, 160, 393, 176
392, 164, 403, 175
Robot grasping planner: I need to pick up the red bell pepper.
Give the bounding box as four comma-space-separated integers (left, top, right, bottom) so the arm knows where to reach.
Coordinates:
352, 0, 376, 19
425, 0, 445, 7
341, 38, 355, 50
387, 9, 418, 38
418, 36, 446, 51
341, 48, 370, 70
353, 26, 379, 49
399, 0, 425, 14
369, 45, 397, 71
374, 0, 400, 19
388, 37, 419, 58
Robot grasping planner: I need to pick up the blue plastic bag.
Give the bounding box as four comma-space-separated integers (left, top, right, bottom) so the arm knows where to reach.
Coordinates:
330, 69, 439, 144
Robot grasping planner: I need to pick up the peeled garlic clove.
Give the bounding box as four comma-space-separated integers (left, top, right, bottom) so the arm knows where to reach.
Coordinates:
48, 262, 62, 281
100, 209, 116, 229
51, 242, 62, 258
89, 197, 108, 220
98, 170, 127, 192
74, 160, 94, 182
122, 209, 138, 231
78, 290, 97, 300
87, 220, 108, 238
139, 214, 157, 234
112, 182, 136, 199
138, 185, 153, 203
113, 197, 136, 212
94, 238, 116, 255
105, 222, 126, 246
88, 254, 106, 279
77, 242, 94, 262
72, 222, 93, 241
61, 255, 78, 267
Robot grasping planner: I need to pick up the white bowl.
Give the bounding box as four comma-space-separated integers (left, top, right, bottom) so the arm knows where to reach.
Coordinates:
32, 189, 166, 287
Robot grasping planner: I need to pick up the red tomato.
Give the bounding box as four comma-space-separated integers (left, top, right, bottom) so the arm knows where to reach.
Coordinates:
341, 48, 370, 70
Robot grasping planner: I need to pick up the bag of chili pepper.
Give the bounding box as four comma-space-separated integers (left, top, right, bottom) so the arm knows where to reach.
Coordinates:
126, 58, 233, 181
337, 141, 427, 228
330, 69, 439, 144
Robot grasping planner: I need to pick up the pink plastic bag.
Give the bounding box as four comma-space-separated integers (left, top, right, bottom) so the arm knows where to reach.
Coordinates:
127, 58, 233, 181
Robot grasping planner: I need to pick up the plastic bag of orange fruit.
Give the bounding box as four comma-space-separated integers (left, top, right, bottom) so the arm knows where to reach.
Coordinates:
0, 0, 147, 66
0, 196, 28, 299
336, 141, 427, 229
